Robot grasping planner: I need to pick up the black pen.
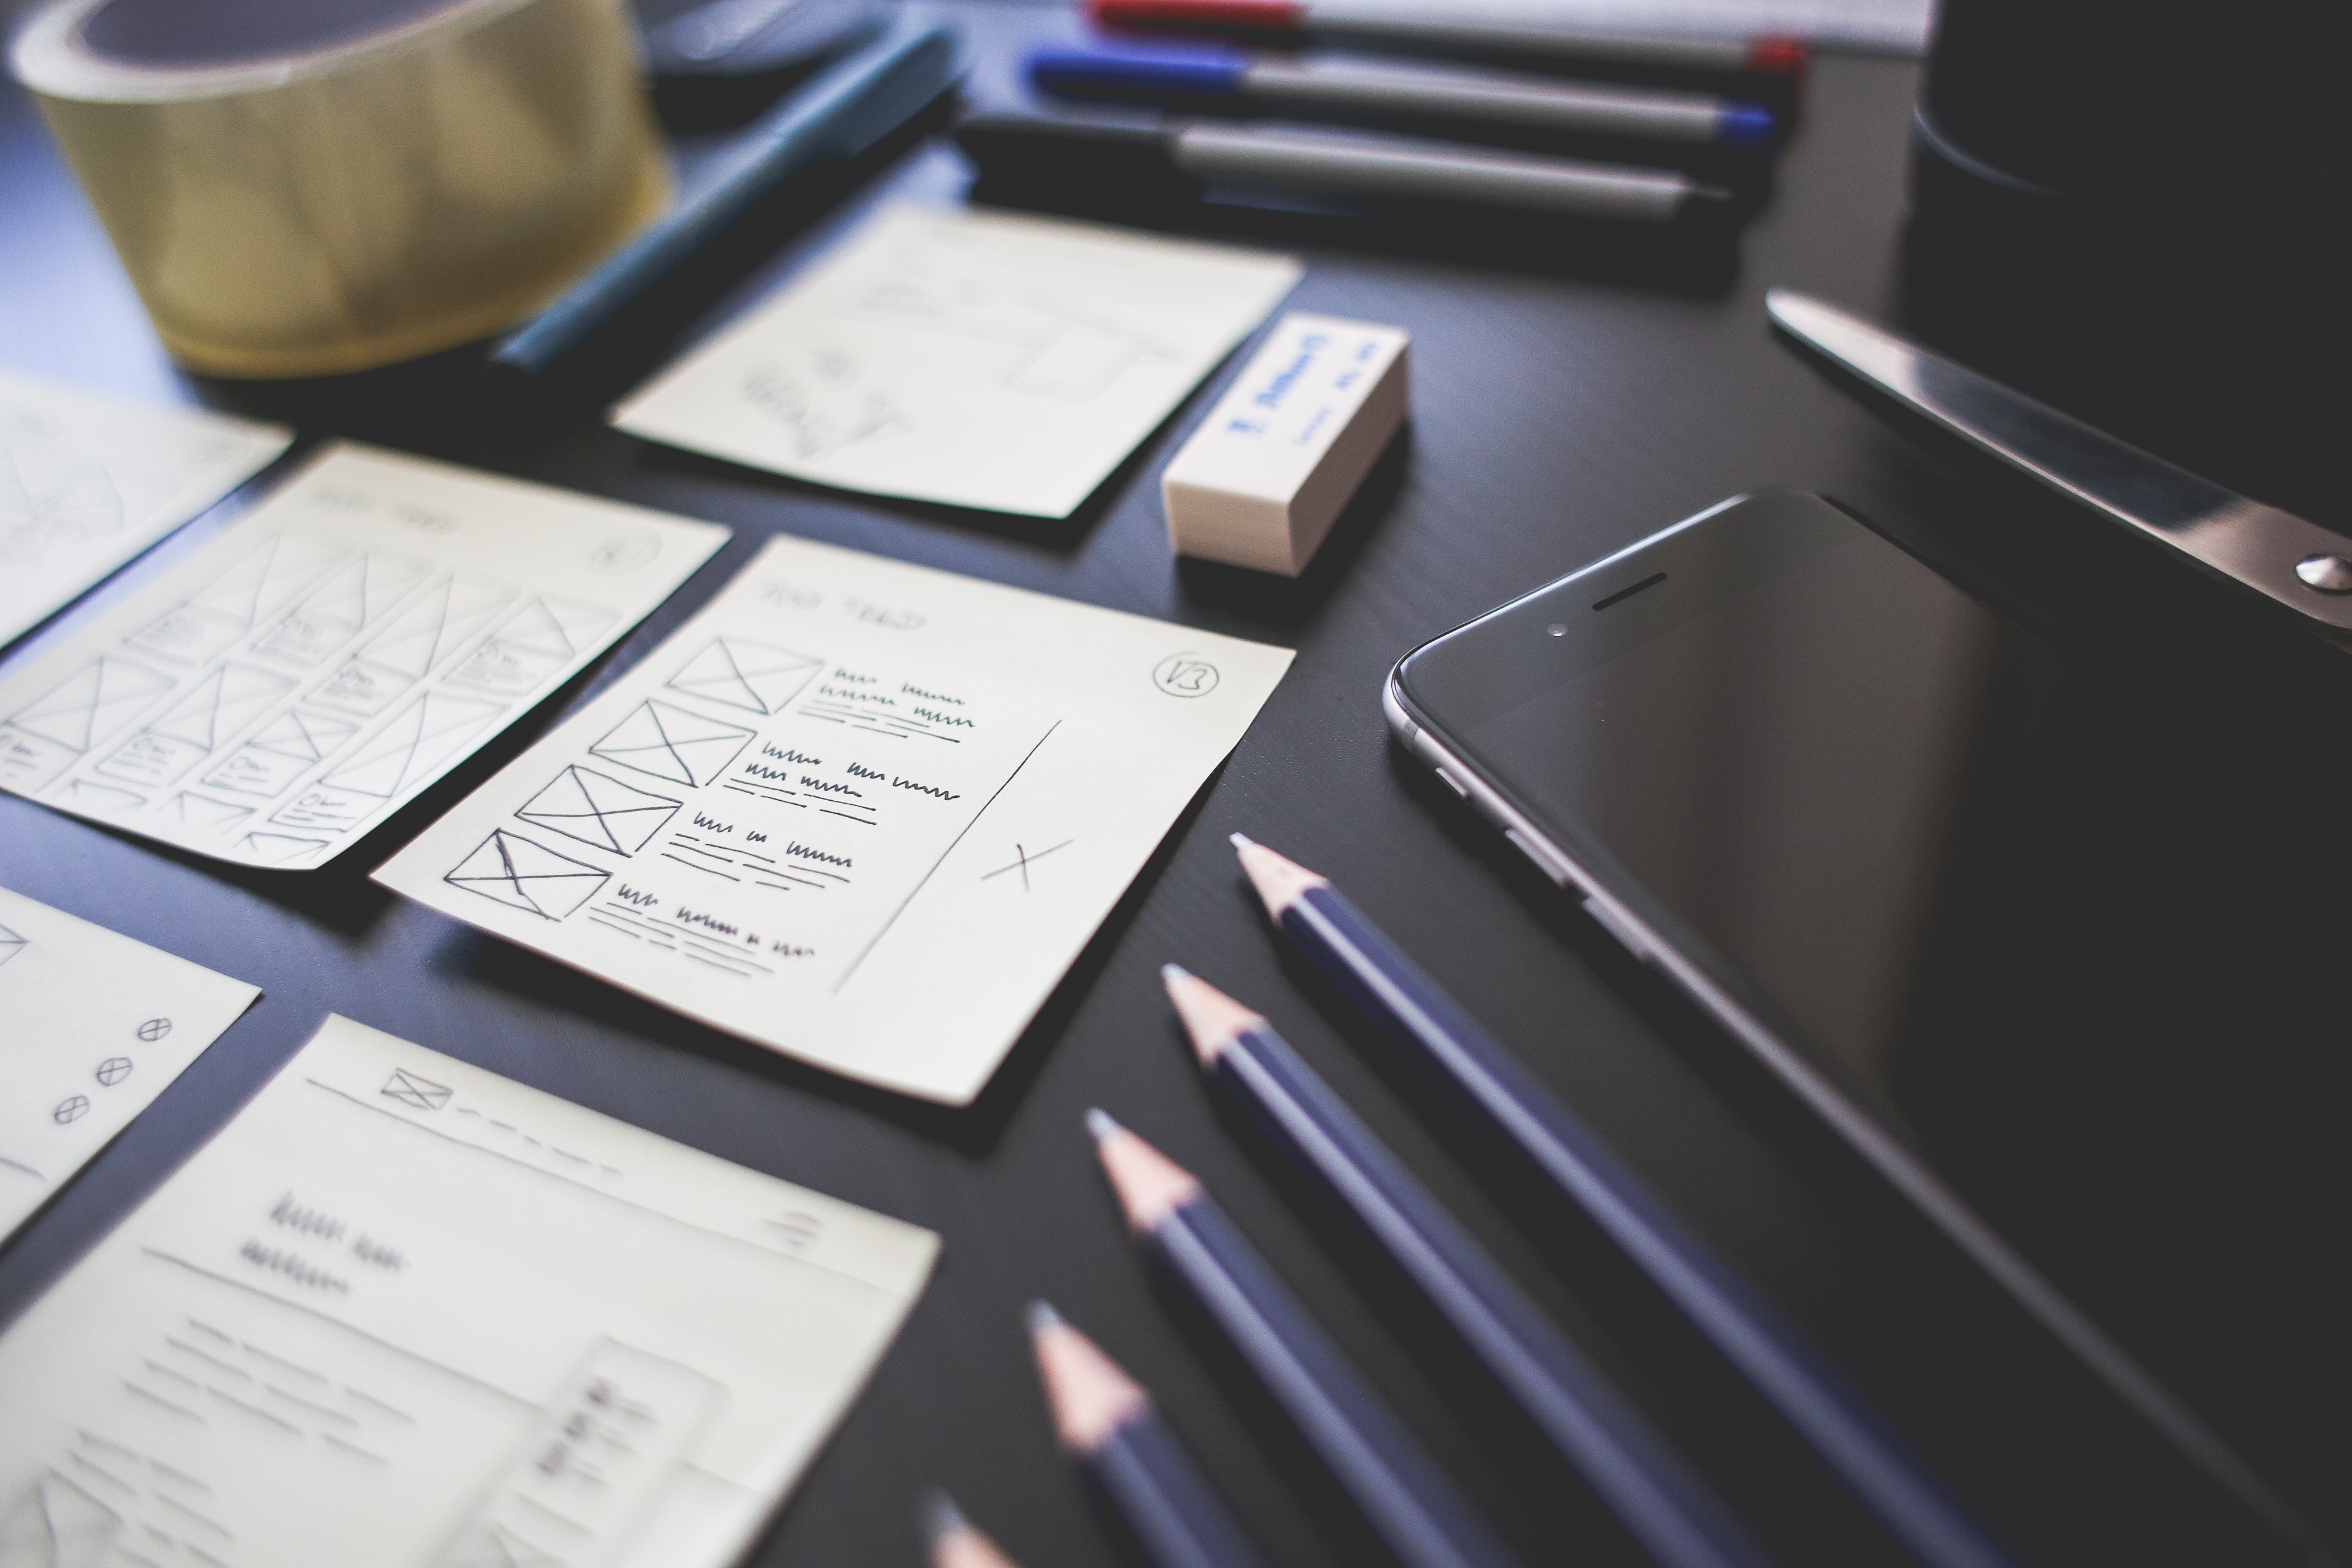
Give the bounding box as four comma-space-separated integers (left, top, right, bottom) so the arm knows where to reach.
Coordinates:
956, 113, 1730, 224
494, 19, 961, 379
1162, 963, 1773, 1568
1090, 1109, 1526, 1568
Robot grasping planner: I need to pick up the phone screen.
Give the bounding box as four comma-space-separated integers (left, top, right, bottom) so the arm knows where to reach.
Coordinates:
1395, 494, 2348, 1530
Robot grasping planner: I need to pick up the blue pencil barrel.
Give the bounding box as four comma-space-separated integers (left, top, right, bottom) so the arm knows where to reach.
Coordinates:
1282, 882, 2017, 1568
1217, 1022, 1773, 1568
1148, 1193, 1526, 1568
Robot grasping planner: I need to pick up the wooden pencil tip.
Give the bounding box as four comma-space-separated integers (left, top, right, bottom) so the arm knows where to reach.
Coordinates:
1232, 835, 1326, 917
1161, 967, 1262, 1064
1093, 1121, 1202, 1232
924, 1489, 1024, 1568
922, 1489, 967, 1543
1084, 1106, 1121, 1142
1030, 1308, 1149, 1453
1025, 1298, 1063, 1335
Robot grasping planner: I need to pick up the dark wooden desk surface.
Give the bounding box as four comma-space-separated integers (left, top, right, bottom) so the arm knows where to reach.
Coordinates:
4, 7, 2346, 1566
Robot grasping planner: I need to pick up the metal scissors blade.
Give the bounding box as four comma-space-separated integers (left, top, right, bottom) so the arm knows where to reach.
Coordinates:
1767, 289, 2352, 646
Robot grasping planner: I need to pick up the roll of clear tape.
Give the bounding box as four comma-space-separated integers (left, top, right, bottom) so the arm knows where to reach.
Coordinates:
12, 0, 671, 378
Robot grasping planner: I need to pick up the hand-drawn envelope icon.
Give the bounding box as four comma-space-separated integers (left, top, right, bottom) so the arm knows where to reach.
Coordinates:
0, 923, 25, 970
0, 1472, 123, 1563
382, 1068, 453, 1112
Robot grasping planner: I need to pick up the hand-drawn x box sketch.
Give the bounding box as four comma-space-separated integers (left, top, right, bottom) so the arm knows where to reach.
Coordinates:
375, 533, 1295, 1105
0, 443, 729, 868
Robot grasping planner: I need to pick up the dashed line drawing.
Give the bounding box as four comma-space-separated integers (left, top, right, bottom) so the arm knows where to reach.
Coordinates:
445, 830, 612, 921
587, 700, 754, 790
200, 707, 360, 798
664, 637, 822, 716
309, 572, 516, 718
981, 839, 1075, 891
2, 656, 173, 751
447, 596, 616, 697
516, 765, 680, 857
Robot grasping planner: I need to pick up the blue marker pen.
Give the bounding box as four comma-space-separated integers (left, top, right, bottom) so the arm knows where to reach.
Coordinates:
1028, 42, 1776, 148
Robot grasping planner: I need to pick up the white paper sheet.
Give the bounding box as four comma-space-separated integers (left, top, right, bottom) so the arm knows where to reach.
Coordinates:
373, 535, 1295, 1104
610, 206, 1304, 519
0, 885, 259, 1243
0, 444, 731, 870
0, 1013, 938, 1568
0, 370, 292, 649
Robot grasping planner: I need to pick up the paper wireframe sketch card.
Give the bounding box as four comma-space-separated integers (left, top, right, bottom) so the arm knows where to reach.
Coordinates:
609, 205, 1303, 518
0, 1014, 937, 1568
0, 884, 259, 1242
375, 534, 1295, 1104
0, 369, 292, 648
0, 443, 730, 869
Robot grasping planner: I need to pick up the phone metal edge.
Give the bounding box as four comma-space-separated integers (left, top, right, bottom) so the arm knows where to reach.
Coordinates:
1379, 660, 2318, 1557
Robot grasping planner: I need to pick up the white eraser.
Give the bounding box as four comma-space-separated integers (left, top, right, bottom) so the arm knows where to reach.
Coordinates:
1163, 312, 1409, 576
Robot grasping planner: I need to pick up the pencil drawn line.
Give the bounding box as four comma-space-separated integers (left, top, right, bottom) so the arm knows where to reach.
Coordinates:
660, 852, 740, 882
205, 1385, 300, 1436
981, 838, 1075, 888
344, 1388, 415, 1423
123, 1382, 203, 1423
241, 1342, 326, 1382
836, 719, 1061, 989
151, 1458, 212, 1490
68, 1451, 136, 1495
75, 1431, 139, 1462
165, 1337, 246, 1379
143, 1359, 201, 1392
262, 1382, 357, 1425
142, 1246, 537, 1410
156, 1490, 235, 1537
321, 1432, 389, 1464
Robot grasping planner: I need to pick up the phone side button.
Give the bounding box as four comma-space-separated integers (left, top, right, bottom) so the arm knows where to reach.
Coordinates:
1434, 765, 1472, 801
1502, 827, 1573, 887
1580, 896, 1653, 964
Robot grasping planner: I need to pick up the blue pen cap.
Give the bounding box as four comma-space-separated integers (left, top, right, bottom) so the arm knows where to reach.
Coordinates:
1717, 101, 1778, 146
1027, 41, 1248, 101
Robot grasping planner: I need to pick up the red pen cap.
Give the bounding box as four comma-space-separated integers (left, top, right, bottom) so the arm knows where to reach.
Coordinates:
1089, 0, 1310, 33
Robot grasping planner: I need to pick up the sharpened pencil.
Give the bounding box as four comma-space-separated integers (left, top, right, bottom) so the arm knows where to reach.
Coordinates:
924, 1489, 1026, 1568
1028, 1300, 1272, 1568
1088, 1109, 1527, 1568
1229, 834, 2016, 1568
1163, 963, 1773, 1568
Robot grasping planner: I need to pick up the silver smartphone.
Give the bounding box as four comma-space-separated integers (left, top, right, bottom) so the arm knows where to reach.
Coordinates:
1384, 490, 2344, 1552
